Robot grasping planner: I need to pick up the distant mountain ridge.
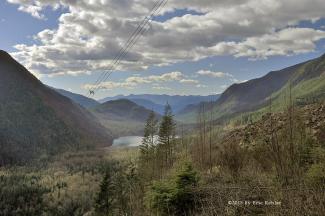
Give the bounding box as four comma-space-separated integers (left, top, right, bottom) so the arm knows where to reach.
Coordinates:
52, 87, 99, 108
178, 54, 325, 122
100, 94, 220, 114
127, 98, 165, 114
52, 90, 220, 115
0, 50, 112, 164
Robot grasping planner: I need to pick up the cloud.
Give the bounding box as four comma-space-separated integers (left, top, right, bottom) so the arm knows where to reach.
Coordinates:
7, 0, 325, 77
7, 0, 46, 19
125, 76, 151, 84
147, 71, 184, 82
83, 71, 192, 90
196, 84, 208, 88
84, 81, 137, 90
17, 4, 45, 19
209, 28, 325, 59
152, 86, 172, 90
197, 70, 233, 78
180, 79, 199, 84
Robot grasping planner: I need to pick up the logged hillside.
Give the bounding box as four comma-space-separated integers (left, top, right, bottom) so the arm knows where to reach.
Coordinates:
92, 99, 160, 137
178, 54, 325, 122
224, 103, 325, 147
0, 50, 112, 165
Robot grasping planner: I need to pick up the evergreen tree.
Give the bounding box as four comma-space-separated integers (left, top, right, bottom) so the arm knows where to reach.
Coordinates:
145, 162, 199, 215
140, 110, 158, 164
95, 171, 113, 216
158, 103, 176, 168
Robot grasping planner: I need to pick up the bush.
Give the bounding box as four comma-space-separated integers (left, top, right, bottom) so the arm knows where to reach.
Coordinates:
304, 147, 325, 186
145, 163, 199, 215
305, 163, 325, 186
219, 142, 248, 178
0, 174, 50, 215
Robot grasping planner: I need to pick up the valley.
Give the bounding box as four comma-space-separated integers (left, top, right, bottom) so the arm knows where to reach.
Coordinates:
0, 50, 324, 215
2, 0, 325, 215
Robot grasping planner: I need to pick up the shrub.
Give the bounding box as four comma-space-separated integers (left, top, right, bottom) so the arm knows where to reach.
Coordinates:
145, 163, 199, 215
305, 163, 325, 186
219, 142, 247, 178
0, 174, 50, 215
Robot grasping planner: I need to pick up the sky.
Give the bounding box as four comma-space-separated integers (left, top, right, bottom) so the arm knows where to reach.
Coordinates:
1, 0, 325, 99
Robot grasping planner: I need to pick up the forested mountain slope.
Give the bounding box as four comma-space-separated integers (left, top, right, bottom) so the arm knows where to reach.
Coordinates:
0, 50, 112, 165
178, 54, 325, 122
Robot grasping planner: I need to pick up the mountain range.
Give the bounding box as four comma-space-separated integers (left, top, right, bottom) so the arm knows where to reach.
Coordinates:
50, 89, 163, 137
51, 53, 325, 126
50, 89, 219, 115
99, 94, 220, 114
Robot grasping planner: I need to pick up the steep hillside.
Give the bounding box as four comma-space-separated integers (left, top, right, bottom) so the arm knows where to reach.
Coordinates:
53, 88, 100, 108
223, 103, 325, 149
100, 94, 220, 113
178, 54, 325, 122
0, 50, 112, 165
92, 99, 161, 137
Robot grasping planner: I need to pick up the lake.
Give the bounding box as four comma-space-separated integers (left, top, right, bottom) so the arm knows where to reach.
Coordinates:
112, 136, 143, 147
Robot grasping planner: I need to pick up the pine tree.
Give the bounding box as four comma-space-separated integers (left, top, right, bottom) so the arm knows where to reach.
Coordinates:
158, 103, 176, 168
140, 110, 158, 165
95, 171, 113, 216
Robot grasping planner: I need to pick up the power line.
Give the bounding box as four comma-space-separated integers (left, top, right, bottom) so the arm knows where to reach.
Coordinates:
88, 0, 168, 96
89, 0, 163, 92
90, 0, 167, 94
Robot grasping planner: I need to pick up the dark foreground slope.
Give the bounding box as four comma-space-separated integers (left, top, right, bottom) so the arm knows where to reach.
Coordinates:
0, 50, 112, 165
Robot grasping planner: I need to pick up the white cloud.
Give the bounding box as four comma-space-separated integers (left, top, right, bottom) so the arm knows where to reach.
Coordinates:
83, 71, 194, 90
152, 86, 172, 90
125, 76, 151, 84
209, 28, 325, 59
197, 70, 233, 78
18, 4, 45, 19
7, 0, 45, 19
230, 78, 249, 83
196, 84, 208, 88
180, 79, 199, 84
84, 81, 137, 90
147, 71, 184, 82
7, 0, 325, 77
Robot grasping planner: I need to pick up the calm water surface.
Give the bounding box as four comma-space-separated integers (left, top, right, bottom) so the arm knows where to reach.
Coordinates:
112, 136, 143, 147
